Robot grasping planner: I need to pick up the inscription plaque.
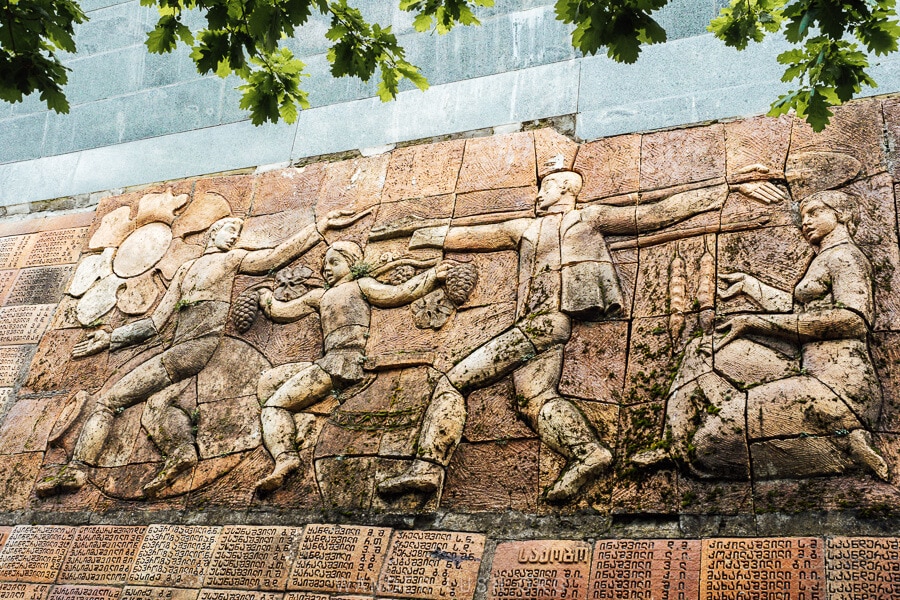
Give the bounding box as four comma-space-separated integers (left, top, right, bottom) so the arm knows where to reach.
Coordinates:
377, 530, 485, 600
57, 526, 146, 584
0, 528, 10, 550
284, 594, 329, 600
826, 537, 900, 599
5, 266, 74, 306
701, 538, 823, 600
288, 524, 390, 594
198, 590, 283, 600
23, 229, 88, 267
205, 526, 302, 591
45, 587, 118, 600
122, 587, 201, 600
0, 346, 33, 386
490, 540, 591, 600
129, 525, 220, 587
0, 237, 30, 270
0, 583, 50, 600
0, 270, 16, 304
0, 305, 55, 344
589, 540, 700, 600
0, 526, 75, 583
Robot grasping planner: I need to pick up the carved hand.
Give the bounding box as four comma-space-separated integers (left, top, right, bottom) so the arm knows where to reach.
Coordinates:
718, 272, 762, 303
316, 207, 374, 233
434, 260, 455, 282
732, 181, 787, 204
714, 314, 763, 349
72, 330, 111, 358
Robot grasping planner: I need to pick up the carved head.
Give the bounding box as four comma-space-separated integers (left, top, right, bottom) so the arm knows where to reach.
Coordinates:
206, 217, 244, 251
324, 241, 364, 285
799, 190, 858, 245
536, 170, 583, 214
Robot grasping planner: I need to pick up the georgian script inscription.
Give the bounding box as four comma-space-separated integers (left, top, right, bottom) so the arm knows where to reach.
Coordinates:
377, 530, 485, 600
0, 583, 50, 600
121, 588, 200, 600
589, 539, 700, 600
0, 270, 16, 305
23, 229, 88, 267
0, 529, 10, 551
129, 525, 220, 587
45, 587, 119, 600
489, 540, 591, 600
284, 594, 329, 600
0, 305, 55, 344
197, 590, 282, 600
701, 538, 823, 600
58, 526, 146, 584
0, 347, 30, 387
5, 266, 74, 306
0, 526, 75, 583
0, 237, 29, 270
288, 524, 390, 594
826, 537, 900, 599
205, 526, 302, 591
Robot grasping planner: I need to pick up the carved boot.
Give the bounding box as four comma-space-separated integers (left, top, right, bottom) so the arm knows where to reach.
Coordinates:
544, 443, 612, 502
142, 447, 198, 497
848, 429, 889, 481
254, 452, 302, 494
34, 461, 89, 498
377, 460, 443, 496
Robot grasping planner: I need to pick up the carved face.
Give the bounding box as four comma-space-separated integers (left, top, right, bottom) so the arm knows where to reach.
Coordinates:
536, 176, 565, 213
800, 198, 839, 245
213, 220, 242, 251
323, 248, 352, 285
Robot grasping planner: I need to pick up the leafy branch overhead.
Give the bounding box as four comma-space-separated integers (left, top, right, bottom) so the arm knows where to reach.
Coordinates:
2, 0, 899, 130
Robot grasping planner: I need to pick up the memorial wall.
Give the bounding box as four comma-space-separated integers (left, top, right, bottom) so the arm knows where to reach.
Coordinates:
2, 96, 900, 597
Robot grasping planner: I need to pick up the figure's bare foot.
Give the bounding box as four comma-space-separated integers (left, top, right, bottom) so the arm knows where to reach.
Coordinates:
142, 452, 197, 497
544, 445, 612, 503
631, 447, 673, 469
254, 454, 302, 494
848, 429, 889, 481
35, 463, 88, 498
377, 461, 443, 496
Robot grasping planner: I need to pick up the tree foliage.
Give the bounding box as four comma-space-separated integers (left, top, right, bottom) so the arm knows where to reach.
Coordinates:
2, 0, 899, 130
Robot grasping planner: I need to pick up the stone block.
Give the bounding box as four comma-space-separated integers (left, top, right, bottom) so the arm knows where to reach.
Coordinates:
382, 140, 465, 203
0, 236, 31, 270
442, 440, 540, 512
826, 537, 900, 599
205, 526, 303, 590
378, 531, 485, 600
0, 113, 46, 165
23, 229, 88, 267
122, 589, 199, 600
0, 583, 48, 600
490, 540, 591, 600
573, 134, 640, 202
4, 266, 74, 306
288, 524, 390, 594
0, 397, 65, 455
457, 132, 536, 193
453, 187, 537, 219
0, 304, 55, 344
46, 587, 119, 600
66, 46, 144, 106
129, 525, 220, 588
0, 525, 75, 583
463, 377, 535, 443
641, 124, 726, 191
251, 165, 324, 216
589, 539, 700, 600
57, 526, 146, 584
724, 114, 792, 181
560, 320, 627, 403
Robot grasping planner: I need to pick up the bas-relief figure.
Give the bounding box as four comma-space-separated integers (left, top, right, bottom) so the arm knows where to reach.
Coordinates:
33, 135, 894, 505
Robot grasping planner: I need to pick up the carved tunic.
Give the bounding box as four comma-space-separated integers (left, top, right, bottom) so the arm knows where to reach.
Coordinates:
316, 281, 369, 383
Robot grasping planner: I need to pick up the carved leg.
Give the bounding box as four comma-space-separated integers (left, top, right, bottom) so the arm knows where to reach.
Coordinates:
141, 385, 198, 497
255, 363, 332, 493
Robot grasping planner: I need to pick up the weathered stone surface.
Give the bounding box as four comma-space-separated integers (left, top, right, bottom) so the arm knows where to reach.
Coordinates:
239, 210, 314, 251
117, 270, 162, 315
641, 125, 726, 190
456, 132, 536, 193
0, 304, 55, 344
0, 269, 17, 305
156, 238, 204, 281
453, 187, 537, 219
0, 452, 42, 511
700, 538, 824, 599
0, 236, 31, 270
67, 248, 114, 298
185, 447, 271, 510
490, 540, 591, 600
463, 377, 534, 443
252, 165, 324, 216
382, 139, 465, 202
23, 228, 88, 267
590, 540, 700, 600
724, 114, 792, 182
534, 128, 579, 181
129, 525, 220, 587
316, 155, 388, 218
378, 531, 485, 600
113, 223, 173, 278
194, 175, 256, 217
442, 440, 540, 512
0, 346, 30, 387
196, 337, 270, 403
76, 274, 124, 325
89, 206, 135, 250
5, 265, 74, 306
573, 134, 640, 202
826, 537, 900, 599
135, 190, 189, 227
196, 395, 261, 459
46, 586, 119, 600
205, 526, 303, 590
792, 99, 885, 179
197, 591, 280, 600
0, 526, 75, 582
23, 328, 107, 393
172, 192, 233, 240
122, 588, 199, 600
0, 583, 49, 600
288, 524, 390, 594
57, 526, 145, 584
560, 320, 627, 402
0, 397, 64, 454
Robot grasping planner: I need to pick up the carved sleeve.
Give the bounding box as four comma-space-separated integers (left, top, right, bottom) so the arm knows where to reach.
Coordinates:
261, 288, 323, 322
359, 269, 439, 308
240, 223, 324, 274
109, 318, 158, 351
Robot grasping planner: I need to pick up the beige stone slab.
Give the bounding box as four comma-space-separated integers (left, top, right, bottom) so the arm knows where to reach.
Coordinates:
23, 229, 88, 267
315, 155, 388, 218
382, 139, 465, 203
453, 187, 537, 219
589, 539, 700, 600
0, 346, 31, 387
288, 524, 391, 594
0, 304, 55, 344
700, 538, 824, 599
0, 526, 75, 583
534, 128, 578, 181
827, 537, 900, 599
0, 237, 31, 270
0, 583, 50, 600
456, 132, 536, 194
0, 397, 65, 454
205, 526, 303, 590
573, 134, 641, 202
641, 125, 726, 191
197, 591, 282, 600
442, 440, 540, 512
122, 587, 200, 600
46, 586, 119, 600
0, 528, 10, 549
194, 175, 256, 217
0, 452, 43, 510
377, 531, 485, 600
724, 114, 792, 181
0, 270, 17, 305
4, 266, 73, 306
489, 540, 591, 600
57, 526, 146, 584
129, 525, 221, 588
251, 165, 324, 216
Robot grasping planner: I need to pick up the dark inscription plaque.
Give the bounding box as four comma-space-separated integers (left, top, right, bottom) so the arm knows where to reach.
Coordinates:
0, 305, 55, 344
23, 229, 88, 267
129, 525, 220, 587
45, 587, 119, 600
284, 593, 329, 600
701, 538, 824, 600
490, 540, 591, 600
0, 526, 75, 583
589, 539, 700, 600
205, 526, 302, 591
0, 237, 30, 270
122, 587, 201, 600
197, 590, 283, 600
827, 537, 900, 599
377, 530, 485, 600
0, 346, 33, 386
58, 526, 146, 584
5, 266, 74, 306
0, 583, 51, 600
288, 524, 390, 594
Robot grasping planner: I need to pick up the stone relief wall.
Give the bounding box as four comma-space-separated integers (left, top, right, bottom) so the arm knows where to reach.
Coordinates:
4, 98, 900, 521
